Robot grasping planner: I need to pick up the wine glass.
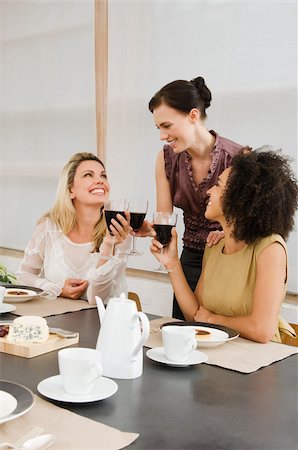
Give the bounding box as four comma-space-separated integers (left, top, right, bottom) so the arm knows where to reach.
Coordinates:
153, 212, 178, 272
103, 199, 128, 259
127, 199, 149, 256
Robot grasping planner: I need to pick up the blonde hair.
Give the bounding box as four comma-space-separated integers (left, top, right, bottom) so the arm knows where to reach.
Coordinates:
40, 152, 107, 252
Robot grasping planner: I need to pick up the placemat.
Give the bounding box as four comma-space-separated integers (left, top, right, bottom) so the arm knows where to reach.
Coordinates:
147, 317, 298, 374
10, 296, 97, 317
0, 394, 139, 450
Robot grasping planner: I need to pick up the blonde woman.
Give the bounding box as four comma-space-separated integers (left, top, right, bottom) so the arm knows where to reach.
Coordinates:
17, 152, 131, 303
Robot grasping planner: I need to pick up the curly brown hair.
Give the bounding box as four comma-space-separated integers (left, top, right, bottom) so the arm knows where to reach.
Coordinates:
222, 148, 298, 243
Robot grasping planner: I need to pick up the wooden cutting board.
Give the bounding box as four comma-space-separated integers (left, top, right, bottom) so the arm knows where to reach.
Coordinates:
0, 333, 79, 358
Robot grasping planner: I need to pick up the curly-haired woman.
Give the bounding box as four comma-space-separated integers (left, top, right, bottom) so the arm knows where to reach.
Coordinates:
151, 149, 298, 343
17, 152, 131, 303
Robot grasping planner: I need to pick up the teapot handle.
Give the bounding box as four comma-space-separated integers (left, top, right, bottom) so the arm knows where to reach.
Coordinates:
131, 312, 150, 361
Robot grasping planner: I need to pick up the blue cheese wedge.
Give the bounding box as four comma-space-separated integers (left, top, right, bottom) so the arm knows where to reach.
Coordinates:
7, 316, 49, 343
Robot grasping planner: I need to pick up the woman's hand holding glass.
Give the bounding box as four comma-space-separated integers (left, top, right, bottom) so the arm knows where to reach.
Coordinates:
102, 200, 131, 259
106, 212, 130, 240
151, 212, 178, 272
132, 220, 155, 237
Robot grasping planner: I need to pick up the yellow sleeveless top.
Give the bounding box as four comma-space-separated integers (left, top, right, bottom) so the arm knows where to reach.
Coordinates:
202, 234, 295, 343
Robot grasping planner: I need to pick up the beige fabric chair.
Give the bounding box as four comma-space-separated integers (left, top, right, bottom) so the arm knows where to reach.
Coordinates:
128, 292, 142, 311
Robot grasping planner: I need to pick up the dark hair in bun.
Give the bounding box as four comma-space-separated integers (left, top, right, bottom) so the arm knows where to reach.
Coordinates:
148, 76, 212, 119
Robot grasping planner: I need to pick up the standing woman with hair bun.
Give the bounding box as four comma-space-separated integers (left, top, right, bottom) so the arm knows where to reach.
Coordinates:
149, 77, 248, 320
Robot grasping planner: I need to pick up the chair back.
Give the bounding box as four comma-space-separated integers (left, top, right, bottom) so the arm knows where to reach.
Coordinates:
282, 323, 298, 347
128, 291, 142, 311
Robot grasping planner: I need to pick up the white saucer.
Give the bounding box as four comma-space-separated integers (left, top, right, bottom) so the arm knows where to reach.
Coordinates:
0, 391, 18, 419
0, 303, 16, 314
37, 375, 118, 403
146, 347, 208, 367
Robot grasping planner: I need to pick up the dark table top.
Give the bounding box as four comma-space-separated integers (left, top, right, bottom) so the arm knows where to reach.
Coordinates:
1, 308, 297, 449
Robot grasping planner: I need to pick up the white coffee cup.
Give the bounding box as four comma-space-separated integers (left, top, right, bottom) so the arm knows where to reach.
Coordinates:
0, 287, 5, 305
162, 326, 197, 363
58, 347, 103, 396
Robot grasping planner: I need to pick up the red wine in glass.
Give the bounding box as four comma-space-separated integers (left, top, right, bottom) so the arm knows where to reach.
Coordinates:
130, 212, 146, 232
153, 224, 174, 246
105, 210, 126, 236
153, 212, 178, 272
127, 200, 148, 256
103, 200, 128, 258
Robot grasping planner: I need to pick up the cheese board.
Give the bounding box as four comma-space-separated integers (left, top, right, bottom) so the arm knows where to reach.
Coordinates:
0, 332, 79, 358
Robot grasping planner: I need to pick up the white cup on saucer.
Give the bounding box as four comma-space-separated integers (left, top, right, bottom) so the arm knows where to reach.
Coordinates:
0, 286, 5, 305
58, 347, 103, 396
162, 326, 197, 363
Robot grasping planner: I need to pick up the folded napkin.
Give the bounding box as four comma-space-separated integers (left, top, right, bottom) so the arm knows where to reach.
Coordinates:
0, 395, 139, 450
11, 296, 97, 317
147, 317, 298, 374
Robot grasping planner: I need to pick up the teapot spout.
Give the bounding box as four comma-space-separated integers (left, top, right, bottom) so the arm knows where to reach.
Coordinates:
95, 296, 105, 325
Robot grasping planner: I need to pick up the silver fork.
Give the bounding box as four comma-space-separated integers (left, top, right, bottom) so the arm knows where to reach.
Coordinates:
0, 426, 43, 449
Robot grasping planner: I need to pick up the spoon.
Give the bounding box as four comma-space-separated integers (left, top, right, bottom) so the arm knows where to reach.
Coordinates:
22, 434, 55, 450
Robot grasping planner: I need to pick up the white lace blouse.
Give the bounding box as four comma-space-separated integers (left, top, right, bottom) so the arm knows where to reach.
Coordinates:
16, 218, 129, 304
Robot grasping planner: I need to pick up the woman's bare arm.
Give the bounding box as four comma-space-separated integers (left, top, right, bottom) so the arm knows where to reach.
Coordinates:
194, 242, 287, 343
150, 228, 200, 320
155, 150, 173, 212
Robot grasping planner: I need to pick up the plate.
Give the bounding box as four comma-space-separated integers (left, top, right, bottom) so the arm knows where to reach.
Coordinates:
161, 321, 239, 348
4, 288, 38, 303
146, 347, 208, 367
0, 303, 16, 314
0, 391, 18, 419
0, 380, 35, 425
37, 375, 118, 403
192, 326, 229, 348
0, 283, 43, 294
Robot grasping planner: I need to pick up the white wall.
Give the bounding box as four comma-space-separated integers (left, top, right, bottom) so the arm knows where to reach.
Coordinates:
106, 0, 298, 292
0, 0, 96, 248
0, 1, 297, 292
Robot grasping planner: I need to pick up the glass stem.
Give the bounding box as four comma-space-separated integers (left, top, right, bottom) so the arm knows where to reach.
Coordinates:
132, 236, 137, 253
160, 247, 164, 269
110, 236, 115, 257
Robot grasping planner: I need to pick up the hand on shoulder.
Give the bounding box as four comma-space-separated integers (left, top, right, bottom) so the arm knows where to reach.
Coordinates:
206, 230, 224, 247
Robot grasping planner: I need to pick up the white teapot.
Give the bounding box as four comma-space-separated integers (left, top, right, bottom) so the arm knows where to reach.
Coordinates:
95, 293, 150, 379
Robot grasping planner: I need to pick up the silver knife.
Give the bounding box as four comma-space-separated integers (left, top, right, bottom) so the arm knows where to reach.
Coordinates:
0, 320, 78, 339
48, 327, 78, 339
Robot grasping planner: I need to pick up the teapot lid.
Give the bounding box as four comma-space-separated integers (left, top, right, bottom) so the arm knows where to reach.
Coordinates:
119, 292, 126, 301
110, 292, 127, 303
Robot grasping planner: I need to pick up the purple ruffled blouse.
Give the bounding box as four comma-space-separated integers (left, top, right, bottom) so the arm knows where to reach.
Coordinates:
164, 130, 244, 251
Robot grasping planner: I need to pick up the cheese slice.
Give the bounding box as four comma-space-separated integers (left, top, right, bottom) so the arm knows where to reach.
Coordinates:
7, 315, 49, 343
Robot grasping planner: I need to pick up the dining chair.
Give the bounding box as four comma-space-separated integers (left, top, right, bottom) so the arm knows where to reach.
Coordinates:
282, 323, 298, 347
128, 291, 142, 311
